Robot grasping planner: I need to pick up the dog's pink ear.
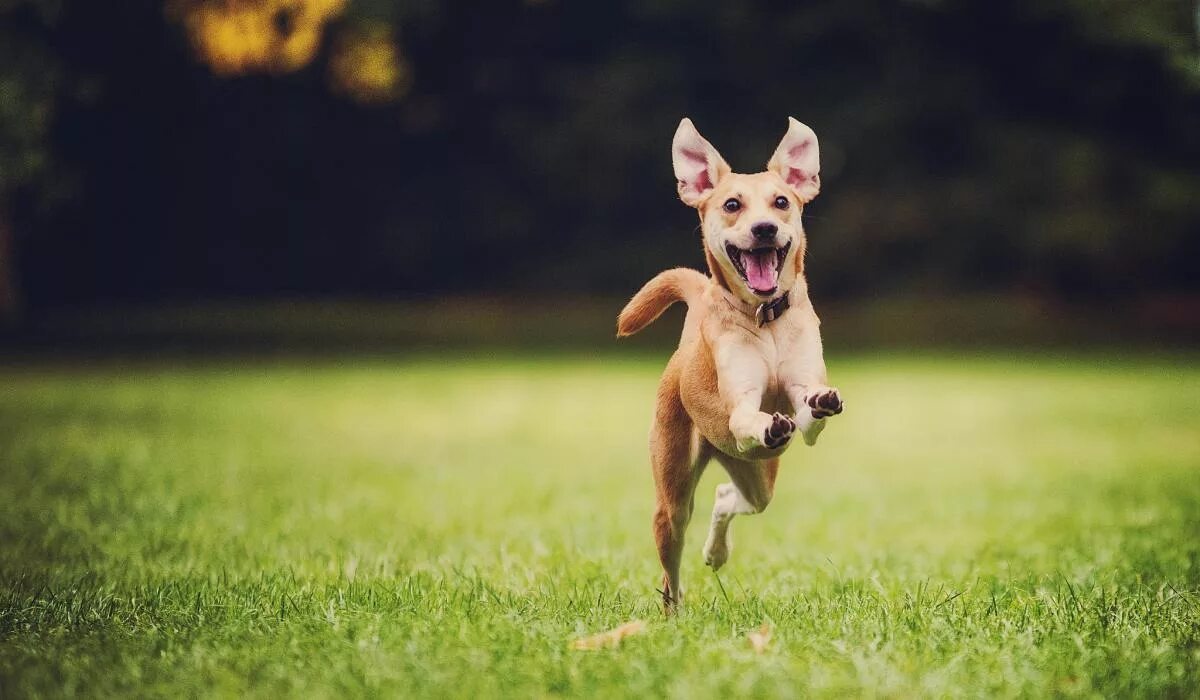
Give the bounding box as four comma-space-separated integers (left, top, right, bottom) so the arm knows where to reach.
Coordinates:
672, 118, 729, 207
768, 117, 820, 203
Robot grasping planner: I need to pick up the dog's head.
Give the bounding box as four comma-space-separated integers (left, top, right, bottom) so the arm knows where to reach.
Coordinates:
672, 117, 821, 303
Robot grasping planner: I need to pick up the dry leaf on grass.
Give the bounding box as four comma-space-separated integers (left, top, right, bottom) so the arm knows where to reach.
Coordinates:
747, 622, 772, 654
570, 620, 648, 650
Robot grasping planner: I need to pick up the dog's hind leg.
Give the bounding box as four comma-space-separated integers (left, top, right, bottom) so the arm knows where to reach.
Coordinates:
702, 455, 778, 571
651, 374, 711, 612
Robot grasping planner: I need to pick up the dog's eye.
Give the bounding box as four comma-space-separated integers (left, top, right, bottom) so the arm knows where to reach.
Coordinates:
723, 198, 741, 213
774, 196, 790, 210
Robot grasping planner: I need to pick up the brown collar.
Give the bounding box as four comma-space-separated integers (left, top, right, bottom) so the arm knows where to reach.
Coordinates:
719, 287, 791, 327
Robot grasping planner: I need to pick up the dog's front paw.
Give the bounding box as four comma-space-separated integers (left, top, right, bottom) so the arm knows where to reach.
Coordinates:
805, 388, 843, 419
763, 412, 795, 449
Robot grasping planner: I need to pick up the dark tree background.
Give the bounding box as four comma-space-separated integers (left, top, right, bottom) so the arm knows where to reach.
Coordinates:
2, 0, 1198, 316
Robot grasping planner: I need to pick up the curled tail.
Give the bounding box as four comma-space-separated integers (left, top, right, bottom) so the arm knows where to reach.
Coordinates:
617, 267, 708, 337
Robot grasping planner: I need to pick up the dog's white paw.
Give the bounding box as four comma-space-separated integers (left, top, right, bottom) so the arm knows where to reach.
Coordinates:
804, 387, 844, 419
763, 412, 795, 449
735, 411, 795, 452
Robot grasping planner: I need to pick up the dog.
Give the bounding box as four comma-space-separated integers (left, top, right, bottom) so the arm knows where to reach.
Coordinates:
617, 117, 843, 610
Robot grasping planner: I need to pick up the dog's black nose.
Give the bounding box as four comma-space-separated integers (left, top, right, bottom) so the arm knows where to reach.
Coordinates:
751, 222, 778, 241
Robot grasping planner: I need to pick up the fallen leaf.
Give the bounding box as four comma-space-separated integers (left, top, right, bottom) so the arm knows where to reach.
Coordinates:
747, 622, 772, 654
570, 620, 648, 650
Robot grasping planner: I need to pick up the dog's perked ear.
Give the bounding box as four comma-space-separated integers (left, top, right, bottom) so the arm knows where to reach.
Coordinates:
767, 117, 821, 203
672, 118, 730, 207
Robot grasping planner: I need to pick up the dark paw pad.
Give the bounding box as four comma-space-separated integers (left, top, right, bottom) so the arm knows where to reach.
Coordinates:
764, 412, 795, 449
806, 388, 844, 418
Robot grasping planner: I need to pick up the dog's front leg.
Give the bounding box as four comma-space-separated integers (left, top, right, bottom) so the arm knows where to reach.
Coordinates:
719, 343, 795, 453
780, 329, 843, 446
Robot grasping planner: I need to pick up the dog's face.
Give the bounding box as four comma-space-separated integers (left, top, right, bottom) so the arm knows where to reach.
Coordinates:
672, 118, 821, 302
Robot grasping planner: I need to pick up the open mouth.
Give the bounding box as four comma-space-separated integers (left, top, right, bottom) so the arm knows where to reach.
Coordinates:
726, 241, 791, 296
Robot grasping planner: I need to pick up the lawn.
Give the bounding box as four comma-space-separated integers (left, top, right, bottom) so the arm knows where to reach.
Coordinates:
0, 351, 1197, 697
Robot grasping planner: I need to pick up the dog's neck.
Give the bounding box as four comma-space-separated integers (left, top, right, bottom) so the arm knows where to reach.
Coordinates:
714, 284, 793, 327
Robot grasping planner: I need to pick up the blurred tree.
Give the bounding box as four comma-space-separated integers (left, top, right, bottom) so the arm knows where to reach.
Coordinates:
0, 0, 61, 324
6, 0, 1200, 309
1064, 0, 1200, 80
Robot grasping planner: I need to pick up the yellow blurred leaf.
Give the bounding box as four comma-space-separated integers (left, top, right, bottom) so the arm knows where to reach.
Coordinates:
168, 0, 347, 75
747, 622, 772, 654
570, 620, 647, 651
328, 24, 409, 104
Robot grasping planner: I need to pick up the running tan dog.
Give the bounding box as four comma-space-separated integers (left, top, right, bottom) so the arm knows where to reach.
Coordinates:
617, 117, 843, 610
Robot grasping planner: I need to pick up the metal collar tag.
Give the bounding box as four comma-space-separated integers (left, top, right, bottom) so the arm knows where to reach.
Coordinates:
755, 295, 790, 327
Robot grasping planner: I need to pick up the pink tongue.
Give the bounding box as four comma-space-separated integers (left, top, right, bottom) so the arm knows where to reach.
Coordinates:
743, 250, 778, 292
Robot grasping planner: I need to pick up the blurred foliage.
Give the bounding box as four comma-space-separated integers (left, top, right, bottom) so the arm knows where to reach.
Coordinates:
165, 0, 406, 102
0, 0, 64, 319
1063, 0, 1200, 79
327, 22, 408, 103
1, 0, 1198, 307
166, 0, 347, 75
0, 0, 60, 194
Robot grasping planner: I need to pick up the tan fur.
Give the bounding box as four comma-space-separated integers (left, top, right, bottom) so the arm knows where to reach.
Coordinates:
618, 117, 843, 611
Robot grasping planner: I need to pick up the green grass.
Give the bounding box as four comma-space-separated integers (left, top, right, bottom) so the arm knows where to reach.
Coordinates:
1, 352, 1198, 697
